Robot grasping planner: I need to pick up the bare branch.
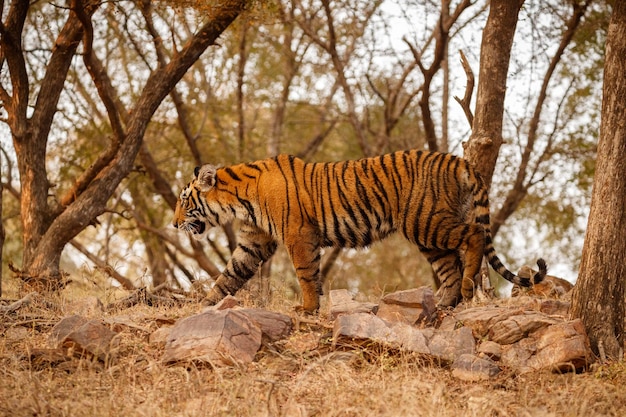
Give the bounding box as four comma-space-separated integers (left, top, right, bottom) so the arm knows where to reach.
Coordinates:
70, 239, 135, 290
453, 50, 475, 128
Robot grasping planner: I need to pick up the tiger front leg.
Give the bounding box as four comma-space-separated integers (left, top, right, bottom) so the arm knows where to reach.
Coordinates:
204, 227, 277, 306
285, 240, 322, 313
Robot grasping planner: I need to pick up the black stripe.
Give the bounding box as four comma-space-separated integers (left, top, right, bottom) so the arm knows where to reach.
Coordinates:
224, 167, 241, 181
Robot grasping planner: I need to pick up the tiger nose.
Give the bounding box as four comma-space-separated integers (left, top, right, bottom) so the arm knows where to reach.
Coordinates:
172, 219, 179, 229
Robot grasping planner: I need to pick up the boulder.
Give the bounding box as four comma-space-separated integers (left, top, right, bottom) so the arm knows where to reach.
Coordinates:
163, 308, 293, 366
452, 306, 522, 338
424, 326, 475, 363
501, 319, 592, 373
328, 289, 377, 320
377, 287, 437, 325
163, 309, 262, 366
488, 311, 561, 345
451, 354, 501, 381
332, 312, 475, 362
49, 315, 118, 361
332, 312, 394, 344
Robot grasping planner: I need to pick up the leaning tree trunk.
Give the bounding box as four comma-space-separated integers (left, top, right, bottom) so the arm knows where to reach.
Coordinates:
570, 1, 626, 362
463, 0, 524, 186
461, 0, 524, 294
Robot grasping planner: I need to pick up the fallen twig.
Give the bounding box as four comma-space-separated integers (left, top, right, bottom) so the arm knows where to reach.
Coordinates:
0, 292, 38, 314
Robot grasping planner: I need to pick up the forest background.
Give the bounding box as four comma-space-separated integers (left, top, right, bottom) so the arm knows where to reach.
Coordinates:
0, 0, 605, 302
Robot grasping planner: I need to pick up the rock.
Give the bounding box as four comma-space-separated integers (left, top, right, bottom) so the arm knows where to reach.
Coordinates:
477, 340, 502, 361
238, 308, 293, 342
162, 308, 292, 366
453, 306, 521, 338
501, 319, 592, 373
328, 289, 377, 320
163, 310, 262, 366
425, 326, 475, 363
49, 315, 90, 346
207, 295, 240, 311
149, 326, 172, 346
333, 312, 475, 362
536, 299, 571, 317
451, 354, 501, 381
488, 311, 561, 344
50, 316, 119, 361
333, 312, 394, 344
388, 321, 430, 354
377, 287, 437, 325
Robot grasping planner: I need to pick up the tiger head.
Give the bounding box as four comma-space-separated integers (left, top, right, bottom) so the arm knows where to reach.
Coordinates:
172, 164, 220, 240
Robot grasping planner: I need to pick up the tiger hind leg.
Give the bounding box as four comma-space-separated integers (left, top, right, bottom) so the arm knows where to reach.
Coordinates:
418, 221, 486, 307
421, 248, 463, 307
285, 238, 322, 313
458, 224, 486, 301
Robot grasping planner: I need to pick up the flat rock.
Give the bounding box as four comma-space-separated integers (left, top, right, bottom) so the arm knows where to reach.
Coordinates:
488, 311, 561, 345
501, 319, 592, 373
238, 308, 293, 342
388, 321, 430, 354
163, 309, 262, 366
425, 326, 475, 363
333, 312, 474, 362
451, 354, 501, 381
49, 316, 118, 361
49, 315, 90, 346
477, 340, 502, 361
333, 312, 394, 343
453, 306, 522, 338
377, 287, 437, 325
162, 308, 292, 366
328, 289, 377, 320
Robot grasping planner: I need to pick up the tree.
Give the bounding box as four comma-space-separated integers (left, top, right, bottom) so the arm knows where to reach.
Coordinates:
570, 0, 626, 362
463, 0, 524, 185
0, 0, 246, 287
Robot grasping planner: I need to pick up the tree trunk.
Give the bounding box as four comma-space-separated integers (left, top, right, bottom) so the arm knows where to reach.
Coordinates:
463, 0, 524, 185
0, 155, 3, 296
570, 1, 626, 362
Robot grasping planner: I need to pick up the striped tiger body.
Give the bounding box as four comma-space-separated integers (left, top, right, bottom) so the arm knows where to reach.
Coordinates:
173, 149, 547, 312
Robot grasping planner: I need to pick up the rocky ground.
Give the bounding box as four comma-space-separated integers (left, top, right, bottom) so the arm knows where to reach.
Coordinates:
1, 286, 625, 416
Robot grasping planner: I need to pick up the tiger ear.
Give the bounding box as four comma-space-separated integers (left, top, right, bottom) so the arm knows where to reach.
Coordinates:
196, 164, 217, 192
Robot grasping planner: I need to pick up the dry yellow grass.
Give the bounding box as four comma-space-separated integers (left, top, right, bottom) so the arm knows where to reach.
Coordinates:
1, 286, 625, 417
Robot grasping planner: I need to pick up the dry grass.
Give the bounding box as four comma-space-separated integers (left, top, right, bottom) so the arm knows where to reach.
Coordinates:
1, 285, 626, 417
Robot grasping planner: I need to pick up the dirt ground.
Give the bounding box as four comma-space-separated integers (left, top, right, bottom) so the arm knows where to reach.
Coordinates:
1, 289, 625, 417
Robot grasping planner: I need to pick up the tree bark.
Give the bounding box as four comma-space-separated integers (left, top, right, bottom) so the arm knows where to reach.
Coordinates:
570, 1, 626, 361
463, 0, 524, 185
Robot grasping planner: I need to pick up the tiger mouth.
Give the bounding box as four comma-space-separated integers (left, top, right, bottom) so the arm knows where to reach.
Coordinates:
184, 220, 206, 235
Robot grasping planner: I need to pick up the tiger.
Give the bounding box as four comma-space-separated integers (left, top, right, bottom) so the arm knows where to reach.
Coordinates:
172, 149, 547, 312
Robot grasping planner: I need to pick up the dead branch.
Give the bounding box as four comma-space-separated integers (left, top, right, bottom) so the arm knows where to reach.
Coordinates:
453, 49, 475, 128
70, 240, 136, 290
0, 292, 38, 314
105, 284, 194, 311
